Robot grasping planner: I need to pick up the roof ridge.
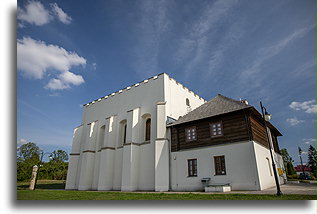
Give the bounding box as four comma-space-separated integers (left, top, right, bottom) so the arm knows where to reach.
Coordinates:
173, 94, 225, 120
170, 93, 251, 126
216, 94, 249, 106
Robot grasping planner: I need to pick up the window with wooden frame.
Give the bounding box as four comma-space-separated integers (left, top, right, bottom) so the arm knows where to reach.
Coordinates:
214, 155, 226, 175
145, 118, 151, 141
185, 126, 197, 141
188, 159, 197, 177
210, 121, 223, 137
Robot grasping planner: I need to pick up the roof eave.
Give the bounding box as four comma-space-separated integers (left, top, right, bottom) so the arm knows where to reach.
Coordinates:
168, 107, 253, 127
249, 107, 283, 136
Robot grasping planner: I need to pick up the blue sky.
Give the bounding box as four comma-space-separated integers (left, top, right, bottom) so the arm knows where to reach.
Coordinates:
17, 0, 315, 164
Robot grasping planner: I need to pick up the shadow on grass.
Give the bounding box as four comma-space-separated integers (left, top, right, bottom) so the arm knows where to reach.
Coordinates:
17, 181, 65, 190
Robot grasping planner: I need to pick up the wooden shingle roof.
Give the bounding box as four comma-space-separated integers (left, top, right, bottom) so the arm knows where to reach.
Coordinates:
170, 94, 252, 126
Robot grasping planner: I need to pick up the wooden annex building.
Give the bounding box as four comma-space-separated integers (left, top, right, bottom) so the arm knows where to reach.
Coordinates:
168, 94, 285, 191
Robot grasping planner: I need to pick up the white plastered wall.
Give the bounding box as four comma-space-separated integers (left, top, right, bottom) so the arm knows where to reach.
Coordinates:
67, 74, 166, 191
252, 140, 285, 190
65, 125, 83, 190
66, 73, 207, 191
251, 141, 275, 190
163, 74, 206, 121
97, 116, 117, 191
77, 121, 98, 190
152, 74, 206, 191
171, 141, 261, 191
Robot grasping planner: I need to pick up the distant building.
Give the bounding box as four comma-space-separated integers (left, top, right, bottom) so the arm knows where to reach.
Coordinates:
294, 165, 311, 177
65, 73, 285, 191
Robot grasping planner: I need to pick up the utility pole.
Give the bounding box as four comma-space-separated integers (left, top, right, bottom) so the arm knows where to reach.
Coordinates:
298, 147, 306, 179
260, 101, 282, 196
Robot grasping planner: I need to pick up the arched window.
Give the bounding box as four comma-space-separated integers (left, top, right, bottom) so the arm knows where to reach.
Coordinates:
119, 120, 127, 146
186, 98, 190, 107
123, 124, 127, 144
145, 118, 151, 141
186, 98, 191, 113
98, 125, 106, 149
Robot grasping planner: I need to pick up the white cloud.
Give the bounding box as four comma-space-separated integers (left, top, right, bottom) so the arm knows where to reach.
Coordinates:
241, 24, 315, 80
45, 78, 70, 90
59, 71, 85, 86
174, 0, 239, 79
289, 100, 316, 114
286, 117, 304, 126
50, 3, 72, 24
17, 37, 86, 79
303, 138, 316, 145
45, 72, 84, 90
18, 99, 51, 119
18, 22, 25, 28
49, 92, 60, 97
17, 37, 86, 90
188, 0, 238, 38
17, 138, 28, 146
92, 63, 97, 70
18, 1, 73, 27
293, 59, 315, 76
17, 1, 52, 26
130, 0, 171, 77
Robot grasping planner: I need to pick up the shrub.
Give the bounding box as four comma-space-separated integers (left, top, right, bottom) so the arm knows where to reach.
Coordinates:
287, 174, 298, 180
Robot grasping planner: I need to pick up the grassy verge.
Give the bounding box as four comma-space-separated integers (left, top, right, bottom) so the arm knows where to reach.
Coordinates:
17, 180, 315, 200
17, 190, 315, 200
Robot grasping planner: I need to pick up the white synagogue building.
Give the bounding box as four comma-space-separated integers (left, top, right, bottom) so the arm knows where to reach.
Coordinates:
65, 73, 285, 192
65, 73, 205, 191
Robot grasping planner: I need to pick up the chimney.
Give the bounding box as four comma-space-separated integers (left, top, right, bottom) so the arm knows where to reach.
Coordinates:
240, 99, 248, 105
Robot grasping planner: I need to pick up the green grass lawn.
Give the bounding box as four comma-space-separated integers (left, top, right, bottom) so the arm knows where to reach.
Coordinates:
17, 180, 66, 190
17, 190, 315, 200
17, 180, 315, 200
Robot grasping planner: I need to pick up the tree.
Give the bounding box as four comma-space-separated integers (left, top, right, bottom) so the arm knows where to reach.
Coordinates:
17, 142, 40, 181
280, 148, 292, 163
17, 142, 40, 163
43, 149, 69, 180
286, 162, 296, 176
308, 145, 316, 176
16, 144, 70, 181
50, 150, 69, 162
280, 148, 296, 175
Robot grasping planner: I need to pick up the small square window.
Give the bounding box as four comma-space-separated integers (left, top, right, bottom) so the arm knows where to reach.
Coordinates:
185, 126, 197, 142
210, 121, 223, 137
